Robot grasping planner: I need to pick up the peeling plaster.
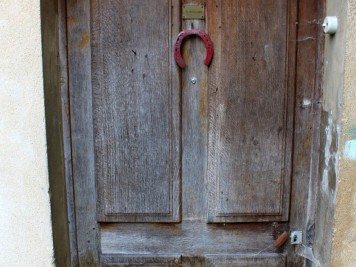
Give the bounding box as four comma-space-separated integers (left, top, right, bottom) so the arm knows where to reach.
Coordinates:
321, 115, 339, 199
344, 140, 356, 160
330, 0, 356, 265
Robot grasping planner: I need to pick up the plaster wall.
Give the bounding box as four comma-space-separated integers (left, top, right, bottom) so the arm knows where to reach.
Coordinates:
313, 0, 347, 266
314, 0, 356, 266
0, 0, 54, 266
330, 0, 356, 265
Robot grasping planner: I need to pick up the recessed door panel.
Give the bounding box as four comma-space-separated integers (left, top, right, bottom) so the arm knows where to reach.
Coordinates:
91, 0, 181, 222
207, 0, 296, 222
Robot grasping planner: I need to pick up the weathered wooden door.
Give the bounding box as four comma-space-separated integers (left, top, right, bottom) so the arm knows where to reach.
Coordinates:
66, 0, 323, 266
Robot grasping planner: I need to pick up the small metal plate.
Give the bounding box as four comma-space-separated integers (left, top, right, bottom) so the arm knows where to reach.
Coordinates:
183, 4, 205, 20
290, 231, 303, 245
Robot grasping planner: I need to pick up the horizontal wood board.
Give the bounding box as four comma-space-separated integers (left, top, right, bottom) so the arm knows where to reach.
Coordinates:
101, 221, 282, 255
101, 254, 181, 267
205, 254, 286, 267
100, 253, 285, 267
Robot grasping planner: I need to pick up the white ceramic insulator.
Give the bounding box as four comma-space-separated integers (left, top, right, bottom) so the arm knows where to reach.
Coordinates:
323, 16, 338, 34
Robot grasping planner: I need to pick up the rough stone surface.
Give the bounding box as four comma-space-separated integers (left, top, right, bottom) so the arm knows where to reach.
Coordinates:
0, 0, 54, 266
331, 0, 356, 266
314, 1, 347, 266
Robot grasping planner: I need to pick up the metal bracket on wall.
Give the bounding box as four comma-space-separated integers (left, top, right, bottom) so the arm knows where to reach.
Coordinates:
290, 231, 303, 245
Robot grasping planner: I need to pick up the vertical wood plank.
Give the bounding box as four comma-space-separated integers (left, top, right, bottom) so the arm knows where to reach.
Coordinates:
66, 0, 100, 265
41, 0, 78, 265
58, 0, 79, 265
286, 0, 324, 265
181, 0, 208, 221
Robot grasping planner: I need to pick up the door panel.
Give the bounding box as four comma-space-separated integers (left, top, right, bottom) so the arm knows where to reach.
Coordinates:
207, 0, 296, 222
92, 0, 181, 222
65, 0, 323, 265
92, 0, 296, 224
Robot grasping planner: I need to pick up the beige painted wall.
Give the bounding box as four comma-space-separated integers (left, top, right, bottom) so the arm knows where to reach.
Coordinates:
331, 0, 356, 266
0, 0, 54, 266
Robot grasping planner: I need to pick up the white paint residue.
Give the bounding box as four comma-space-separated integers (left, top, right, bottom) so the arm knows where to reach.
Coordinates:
302, 98, 312, 107
322, 117, 332, 193
344, 140, 356, 160
321, 116, 340, 197
263, 44, 271, 62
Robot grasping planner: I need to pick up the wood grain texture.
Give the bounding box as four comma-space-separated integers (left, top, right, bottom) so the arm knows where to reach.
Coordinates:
207, 0, 297, 222
91, 0, 181, 222
101, 221, 278, 255
58, 0, 79, 265
101, 253, 285, 267
101, 254, 181, 267
66, 0, 100, 265
41, 0, 78, 265
181, 0, 208, 221
285, 0, 324, 266
62, 0, 324, 265
205, 254, 286, 267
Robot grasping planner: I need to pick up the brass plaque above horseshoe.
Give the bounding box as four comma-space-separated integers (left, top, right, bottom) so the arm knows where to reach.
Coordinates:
182, 4, 205, 20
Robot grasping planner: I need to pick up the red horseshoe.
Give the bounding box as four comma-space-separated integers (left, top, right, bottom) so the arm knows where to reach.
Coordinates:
174, 29, 214, 68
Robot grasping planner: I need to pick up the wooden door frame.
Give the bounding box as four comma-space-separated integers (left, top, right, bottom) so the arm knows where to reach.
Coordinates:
41, 0, 325, 266
41, 0, 78, 265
